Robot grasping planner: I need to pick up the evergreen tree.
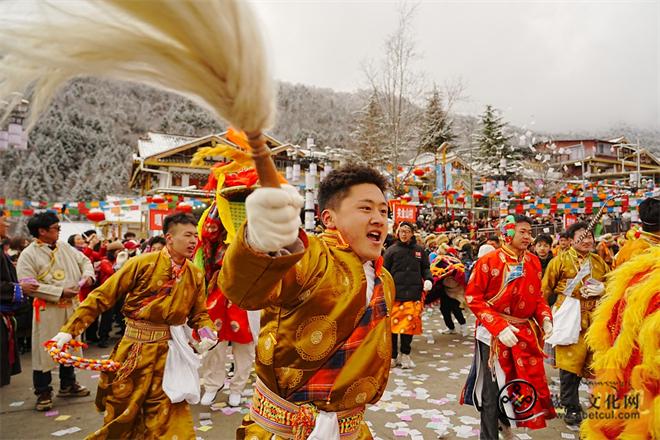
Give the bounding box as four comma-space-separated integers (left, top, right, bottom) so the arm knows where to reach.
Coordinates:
473, 105, 523, 179
352, 92, 385, 165
420, 86, 454, 153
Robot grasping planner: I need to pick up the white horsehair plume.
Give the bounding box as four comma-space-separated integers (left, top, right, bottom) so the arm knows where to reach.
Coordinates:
0, 0, 275, 134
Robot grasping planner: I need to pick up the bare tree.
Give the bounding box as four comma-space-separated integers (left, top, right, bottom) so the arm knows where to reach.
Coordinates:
362, 2, 425, 195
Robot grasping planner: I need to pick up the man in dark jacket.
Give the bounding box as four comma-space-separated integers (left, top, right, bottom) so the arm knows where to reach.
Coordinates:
0, 213, 38, 386
384, 221, 433, 369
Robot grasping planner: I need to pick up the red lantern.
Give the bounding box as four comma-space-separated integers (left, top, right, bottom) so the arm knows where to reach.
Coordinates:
152, 195, 166, 204
176, 202, 193, 213
457, 195, 465, 204
86, 209, 105, 222
22, 208, 34, 216
413, 168, 425, 177
401, 194, 412, 202
473, 192, 484, 200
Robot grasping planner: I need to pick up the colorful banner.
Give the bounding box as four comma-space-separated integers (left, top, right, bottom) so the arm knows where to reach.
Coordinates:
0, 195, 209, 218
392, 203, 417, 224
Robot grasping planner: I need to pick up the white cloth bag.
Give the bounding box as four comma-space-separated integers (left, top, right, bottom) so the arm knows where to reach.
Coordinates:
163, 325, 201, 404
307, 411, 340, 440
545, 296, 581, 346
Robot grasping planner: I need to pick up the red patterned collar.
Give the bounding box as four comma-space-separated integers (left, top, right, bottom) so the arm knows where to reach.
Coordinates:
500, 244, 525, 263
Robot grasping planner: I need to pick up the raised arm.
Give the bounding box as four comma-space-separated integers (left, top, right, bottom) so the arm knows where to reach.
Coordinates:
220, 223, 312, 310
60, 257, 140, 337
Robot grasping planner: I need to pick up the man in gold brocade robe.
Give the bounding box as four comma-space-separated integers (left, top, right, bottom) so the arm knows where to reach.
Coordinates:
51, 214, 216, 440
542, 222, 609, 426
220, 165, 394, 440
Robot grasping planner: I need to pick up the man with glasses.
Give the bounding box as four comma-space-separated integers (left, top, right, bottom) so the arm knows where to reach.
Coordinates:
16, 212, 95, 411
542, 221, 609, 426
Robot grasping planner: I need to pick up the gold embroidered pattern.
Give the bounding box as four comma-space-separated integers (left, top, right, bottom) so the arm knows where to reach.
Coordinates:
376, 326, 390, 360
276, 367, 304, 391
342, 376, 378, 407
481, 312, 494, 323
257, 333, 275, 365
294, 316, 337, 362
112, 377, 134, 399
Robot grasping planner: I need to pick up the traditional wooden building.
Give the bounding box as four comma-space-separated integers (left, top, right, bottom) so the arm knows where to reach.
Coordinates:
534, 137, 660, 186
129, 131, 334, 195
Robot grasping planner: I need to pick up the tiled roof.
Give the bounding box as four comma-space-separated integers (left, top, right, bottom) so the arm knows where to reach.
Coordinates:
137, 132, 197, 159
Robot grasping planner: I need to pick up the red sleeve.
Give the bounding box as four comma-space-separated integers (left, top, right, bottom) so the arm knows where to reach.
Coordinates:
98, 260, 115, 285
82, 247, 104, 262
465, 253, 509, 337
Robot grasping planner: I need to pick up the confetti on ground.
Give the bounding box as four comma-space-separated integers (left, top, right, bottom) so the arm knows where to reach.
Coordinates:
516, 434, 532, 439
199, 412, 211, 420
199, 420, 212, 426
54, 415, 71, 422
561, 433, 576, 439
45, 410, 59, 417
196, 425, 213, 432
51, 427, 81, 437
458, 415, 480, 425
9, 401, 24, 407
220, 407, 240, 416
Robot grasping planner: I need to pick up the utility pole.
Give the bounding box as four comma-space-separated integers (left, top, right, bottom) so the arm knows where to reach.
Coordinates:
636, 139, 641, 189
580, 141, 586, 192
304, 137, 317, 233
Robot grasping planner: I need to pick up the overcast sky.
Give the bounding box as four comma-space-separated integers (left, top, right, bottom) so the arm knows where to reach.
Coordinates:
251, 0, 658, 133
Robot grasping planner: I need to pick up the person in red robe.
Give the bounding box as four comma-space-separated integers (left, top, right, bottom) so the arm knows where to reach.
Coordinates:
195, 203, 256, 408
461, 215, 555, 439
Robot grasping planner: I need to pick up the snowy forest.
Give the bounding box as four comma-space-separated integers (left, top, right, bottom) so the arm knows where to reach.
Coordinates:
1, 76, 658, 202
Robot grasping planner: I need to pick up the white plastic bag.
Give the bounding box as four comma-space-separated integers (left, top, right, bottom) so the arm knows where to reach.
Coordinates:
545, 296, 581, 346
247, 309, 261, 344
163, 325, 201, 404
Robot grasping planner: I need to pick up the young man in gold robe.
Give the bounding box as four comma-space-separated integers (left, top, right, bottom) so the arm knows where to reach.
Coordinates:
582, 196, 660, 439
542, 221, 609, 426
220, 165, 393, 439
50, 213, 216, 440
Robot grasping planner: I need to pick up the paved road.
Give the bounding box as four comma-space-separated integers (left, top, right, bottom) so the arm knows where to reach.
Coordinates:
0, 312, 586, 439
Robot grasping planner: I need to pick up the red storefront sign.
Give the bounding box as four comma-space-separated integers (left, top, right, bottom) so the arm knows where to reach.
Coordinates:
149, 209, 175, 231
393, 203, 417, 224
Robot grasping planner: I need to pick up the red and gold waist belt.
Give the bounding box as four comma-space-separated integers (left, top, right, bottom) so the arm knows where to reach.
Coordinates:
498, 312, 530, 325
250, 377, 364, 440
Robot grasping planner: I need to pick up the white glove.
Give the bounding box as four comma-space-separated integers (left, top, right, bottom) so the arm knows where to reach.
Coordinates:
52, 332, 72, 349
423, 280, 433, 291
542, 318, 553, 339
580, 280, 605, 298
245, 185, 304, 253
497, 326, 520, 348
